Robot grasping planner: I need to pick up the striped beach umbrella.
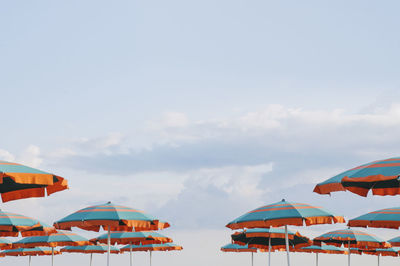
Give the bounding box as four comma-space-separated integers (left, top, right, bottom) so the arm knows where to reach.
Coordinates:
61, 245, 120, 266
314, 229, 390, 266
2, 247, 61, 266
54, 202, 170, 266
297, 245, 347, 266
348, 207, 400, 229
313, 157, 400, 197
93, 231, 172, 266
0, 210, 56, 237
221, 243, 257, 252
93, 231, 173, 245
13, 231, 91, 266
232, 228, 311, 266
358, 247, 399, 266
0, 161, 68, 202
226, 199, 344, 266
120, 243, 182, 266
221, 243, 257, 266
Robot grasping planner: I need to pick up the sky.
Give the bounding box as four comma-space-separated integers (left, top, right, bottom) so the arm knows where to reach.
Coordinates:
1, 0, 400, 265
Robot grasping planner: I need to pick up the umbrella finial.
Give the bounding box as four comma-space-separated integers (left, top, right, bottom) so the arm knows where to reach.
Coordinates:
107, 201, 111, 204
282, 199, 285, 202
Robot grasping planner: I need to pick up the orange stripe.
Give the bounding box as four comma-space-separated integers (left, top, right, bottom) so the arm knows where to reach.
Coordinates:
351, 162, 400, 170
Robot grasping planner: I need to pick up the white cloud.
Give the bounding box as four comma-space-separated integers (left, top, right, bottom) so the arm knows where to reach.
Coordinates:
0, 149, 15, 162
17, 145, 43, 167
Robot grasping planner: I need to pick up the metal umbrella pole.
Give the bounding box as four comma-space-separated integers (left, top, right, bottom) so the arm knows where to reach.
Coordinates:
107, 227, 111, 266
90, 253, 93, 266
130, 242, 133, 266
149, 251, 152, 266
377, 254, 380, 266
268, 237, 271, 266
251, 252, 253, 266
52, 247, 54, 266
29, 255, 31, 266
347, 240, 350, 266
284, 225, 290, 266
316, 253, 318, 266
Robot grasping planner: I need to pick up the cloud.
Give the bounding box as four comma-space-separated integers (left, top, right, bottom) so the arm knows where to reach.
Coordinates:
0, 149, 15, 162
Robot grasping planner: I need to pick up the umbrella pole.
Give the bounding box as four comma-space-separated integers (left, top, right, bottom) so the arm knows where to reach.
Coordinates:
90, 253, 93, 266
107, 226, 111, 266
251, 252, 253, 266
268, 237, 271, 266
150, 251, 152, 266
316, 253, 318, 266
29, 255, 31, 266
284, 225, 290, 266
347, 240, 350, 266
52, 247, 54, 266
377, 254, 380, 266
130, 241, 133, 266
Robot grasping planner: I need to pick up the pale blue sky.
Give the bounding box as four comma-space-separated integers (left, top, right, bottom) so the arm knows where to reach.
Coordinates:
1, 1, 400, 265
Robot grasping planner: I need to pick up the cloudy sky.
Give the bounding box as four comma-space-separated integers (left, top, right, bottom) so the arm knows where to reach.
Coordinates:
1, 0, 400, 265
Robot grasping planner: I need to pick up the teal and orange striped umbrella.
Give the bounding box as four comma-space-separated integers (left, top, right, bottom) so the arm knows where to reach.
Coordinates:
314, 157, 400, 197
93, 231, 173, 266
13, 231, 91, 266
296, 245, 347, 266
2, 247, 61, 266
120, 243, 183, 252
221, 243, 257, 266
0, 210, 56, 237
314, 229, 390, 266
226, 200, 344, 229
348, 207, 400, 229
226, 199, 344, 266
314, 229, 390, 249
221, 243, 257, 252
54, 202, 170, 266
0, 161, 68, 202
61, 245, 120, 266
121, 243, 182, 266
2, 246, 61, 256
12, 231, 91, 248
54, 202, 170, 232
93, 231, 172, 245
232, 228, 311, 266
232, 228, 312, 250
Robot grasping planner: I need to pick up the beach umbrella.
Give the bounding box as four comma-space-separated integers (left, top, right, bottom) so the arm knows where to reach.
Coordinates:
221, 243, 257, 266
13, 231, 91, 266
357, 247, 399, 266
232, 228, 311, 266
226, 199, 345, 266
2, 247, 61, 266
314, 229, 390, 266
93, 231, 172, 266
120, 243, 182, 266
296, 245, 347, 266
0, 210, 56, 237
348, 207, 400, 229
313, 157, 400, 197
0, 160, 68, 202
54, 202, 170, 266
61, 245, 120, 266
